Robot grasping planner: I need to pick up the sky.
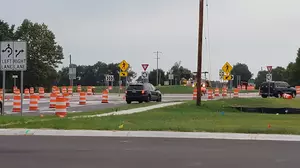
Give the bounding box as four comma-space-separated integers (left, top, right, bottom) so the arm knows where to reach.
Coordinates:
1, 0, 300, 80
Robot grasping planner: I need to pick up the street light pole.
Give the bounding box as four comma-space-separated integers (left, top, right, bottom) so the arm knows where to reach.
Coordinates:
154, 51, 162, 86
196, 0, 204, 106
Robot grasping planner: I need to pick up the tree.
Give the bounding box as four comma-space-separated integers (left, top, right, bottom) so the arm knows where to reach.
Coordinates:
14, 19, 64, 89
286, 62, 296, 86
0, 20, 16, 89
148, 69, 165, 86
170, 61, 192, 83
271, 66, 287, 81
289, 49, 300, 86
0, 20, 14, 41
231, 63, 253, 88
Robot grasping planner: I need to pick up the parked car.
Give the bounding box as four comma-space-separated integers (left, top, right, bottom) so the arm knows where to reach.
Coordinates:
125, 83, 162, 104
259, 81, 296, 98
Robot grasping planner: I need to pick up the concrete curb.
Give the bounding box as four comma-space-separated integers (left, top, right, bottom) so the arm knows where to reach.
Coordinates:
0, 129, 300, 141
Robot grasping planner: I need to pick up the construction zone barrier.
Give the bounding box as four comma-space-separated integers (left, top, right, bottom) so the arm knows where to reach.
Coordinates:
62, 86, 67, 94
296, 86, 300, 95
24, 88, 30, 99
79, 92, 86, 105
12, 90, 21, 112
39, 87, 45, 98
29, 94, 39, 111
63, 92, 70, 107
30, 87, 34, 94
13, 86, 18, 94
192, 88, 197, 100
207, 89, 214, 99
49, 93, 57, 108
101, 89, 109, 103
282, 93, 292, 99
233, 88, 239, 98
52, 86, 57, 93
87, 86, 92, 95
222, 88, 227, 97
77, 85, 82, 93
68, 86, 73, 95
55, 96, 67, 117
214, 88, 220, 97
55, 87, 60, 95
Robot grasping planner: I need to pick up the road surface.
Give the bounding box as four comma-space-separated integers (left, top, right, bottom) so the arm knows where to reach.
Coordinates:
0, 136, 297, 168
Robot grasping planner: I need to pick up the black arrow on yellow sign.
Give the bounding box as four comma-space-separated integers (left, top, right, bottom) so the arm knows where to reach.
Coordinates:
122, 73, 125, 76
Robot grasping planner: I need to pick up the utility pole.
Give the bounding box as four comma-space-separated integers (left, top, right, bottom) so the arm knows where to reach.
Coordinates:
196, 0, 204, 106
154, 51, 162, 86
69, 54, 73, 87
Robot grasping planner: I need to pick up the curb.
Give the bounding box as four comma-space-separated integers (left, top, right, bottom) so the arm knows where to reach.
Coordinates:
0, 129, 300, 141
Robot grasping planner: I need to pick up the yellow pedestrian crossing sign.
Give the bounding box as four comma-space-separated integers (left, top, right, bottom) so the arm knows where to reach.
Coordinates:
119, 60, 129, 72
222, 62, 233, 74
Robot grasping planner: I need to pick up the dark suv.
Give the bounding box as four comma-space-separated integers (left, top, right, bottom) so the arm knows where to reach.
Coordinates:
125, 83, 162, 104
259, 81, 296, 98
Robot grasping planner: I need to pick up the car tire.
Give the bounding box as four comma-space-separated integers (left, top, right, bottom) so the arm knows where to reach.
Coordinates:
156, 95, 162, 102
126, 100, 131, 104
292, 92, 296, 98
261, 95, 267, 98
145, 95, 151, 103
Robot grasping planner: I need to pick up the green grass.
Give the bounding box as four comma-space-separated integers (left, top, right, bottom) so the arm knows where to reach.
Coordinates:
2, 98, 300, 135
0, 102, 160, 126
223, 97, 300, 108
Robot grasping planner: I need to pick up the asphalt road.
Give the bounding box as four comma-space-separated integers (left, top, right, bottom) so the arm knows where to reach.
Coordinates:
0, 136, 298, 168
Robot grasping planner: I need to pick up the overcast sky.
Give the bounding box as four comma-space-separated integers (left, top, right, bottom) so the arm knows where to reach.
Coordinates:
1, 0, 300, 80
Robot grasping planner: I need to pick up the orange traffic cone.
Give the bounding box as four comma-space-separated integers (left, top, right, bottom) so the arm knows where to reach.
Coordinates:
29, 94, 39, 111
101, 90, 109, 103
55, 96, 67, 117
79, 92, 86, 105
49, 93, 57, 108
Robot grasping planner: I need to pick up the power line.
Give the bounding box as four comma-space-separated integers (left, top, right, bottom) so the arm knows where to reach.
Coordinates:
154, 51, 162, 86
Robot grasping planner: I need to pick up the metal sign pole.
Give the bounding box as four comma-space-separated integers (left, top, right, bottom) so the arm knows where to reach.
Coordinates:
119, 68, 121, 96
20, 71, 24, 116
2, 71, 5, 116
268, 72, 270, 97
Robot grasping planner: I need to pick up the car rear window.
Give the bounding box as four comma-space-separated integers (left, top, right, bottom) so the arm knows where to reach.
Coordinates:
127, 85, 144, 90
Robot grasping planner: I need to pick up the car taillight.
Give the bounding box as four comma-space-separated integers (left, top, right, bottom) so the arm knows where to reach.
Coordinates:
141, 90, 145, 94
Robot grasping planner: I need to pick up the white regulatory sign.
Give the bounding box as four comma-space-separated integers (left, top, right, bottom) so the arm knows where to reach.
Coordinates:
141, 71, 148, 79
266, 74, 272, 82
1, 41, 27, 71
106, 75, 114, 81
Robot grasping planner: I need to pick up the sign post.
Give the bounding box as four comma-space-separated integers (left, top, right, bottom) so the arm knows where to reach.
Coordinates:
266, 66, 272, 97
12, 75, 18, 87
1, 41, 27, 116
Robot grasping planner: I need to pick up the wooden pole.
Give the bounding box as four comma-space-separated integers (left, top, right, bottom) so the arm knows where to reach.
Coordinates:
196, 0, 204, 106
